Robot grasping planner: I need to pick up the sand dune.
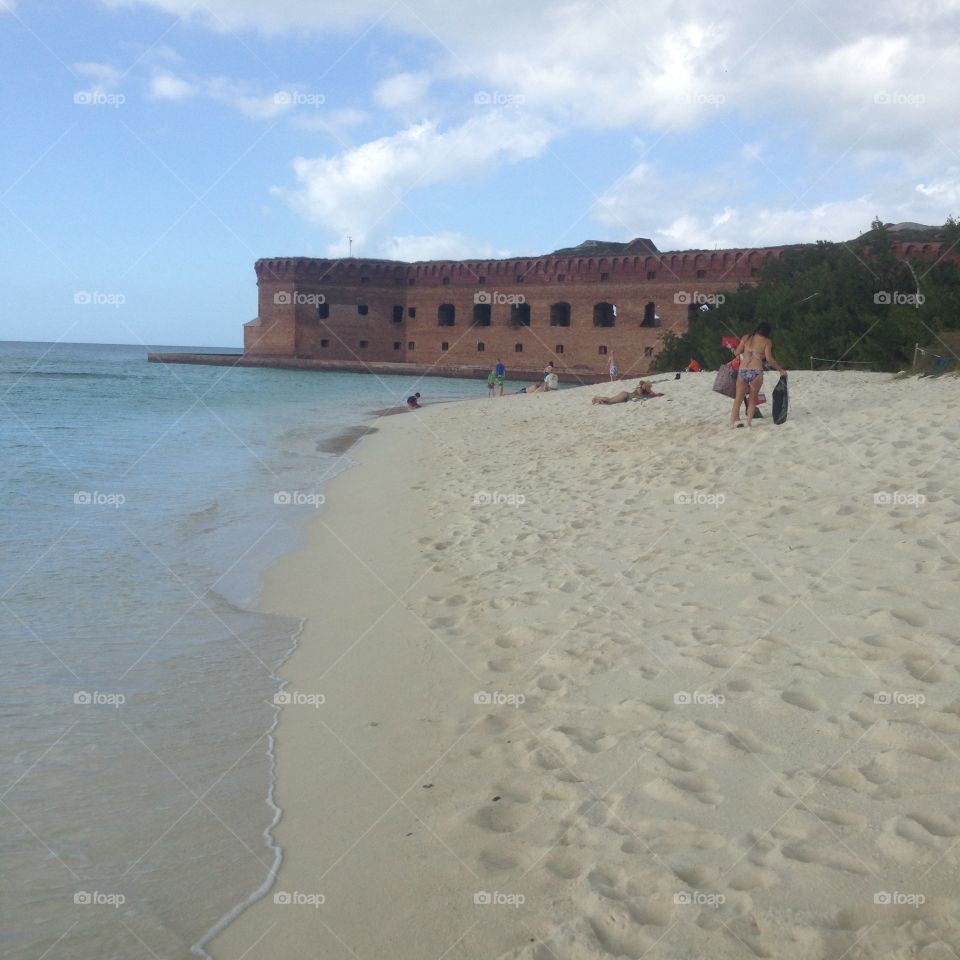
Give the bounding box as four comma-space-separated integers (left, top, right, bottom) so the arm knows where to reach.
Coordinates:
211, 371, 960, 960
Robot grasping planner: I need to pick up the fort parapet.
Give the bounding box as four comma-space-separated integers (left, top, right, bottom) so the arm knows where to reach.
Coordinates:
244, 239, 801, 377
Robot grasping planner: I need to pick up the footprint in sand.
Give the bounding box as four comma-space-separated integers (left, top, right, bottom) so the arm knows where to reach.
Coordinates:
473, 800, 535, 834
543, 848, 586, 880
487, 657, 524, 673
780, 841, 875, 875
555, 725, 618, 754
781, 687, 827, 712
890, 608, 930, 628
903, 656, 948, 683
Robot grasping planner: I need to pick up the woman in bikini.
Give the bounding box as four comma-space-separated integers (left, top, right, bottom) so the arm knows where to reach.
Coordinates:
730, 322, 786, 428
592, 381, 662, 404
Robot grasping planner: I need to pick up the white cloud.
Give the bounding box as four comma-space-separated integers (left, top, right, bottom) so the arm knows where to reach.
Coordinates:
373, 72, 429, 110
101, 0, 960, 151
103, 0, 960, 245
148, 70, 197, 100
144, 70, 313, 118
74, 61, 124, 87
374, 232, 505, 261
273, 112, 553, 247
591, 155, 956, 250
916, 170, 960, 208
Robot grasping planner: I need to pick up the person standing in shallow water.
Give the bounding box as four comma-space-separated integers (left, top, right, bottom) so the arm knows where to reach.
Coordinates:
730, 322, 786, 428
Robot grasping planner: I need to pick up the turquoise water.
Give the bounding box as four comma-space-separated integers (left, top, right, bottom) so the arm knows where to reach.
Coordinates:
0, 342, 487, 959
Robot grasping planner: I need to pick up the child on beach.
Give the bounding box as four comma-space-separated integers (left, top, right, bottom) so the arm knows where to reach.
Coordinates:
495, 360, 505, 397
487, 369, 496, 397
406, 392, 421, 409
608, 350, 619, 380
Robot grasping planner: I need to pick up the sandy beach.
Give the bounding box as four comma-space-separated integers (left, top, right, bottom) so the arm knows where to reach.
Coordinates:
211, 371, 960, 960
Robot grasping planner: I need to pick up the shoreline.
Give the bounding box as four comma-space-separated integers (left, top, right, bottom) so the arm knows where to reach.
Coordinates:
211, 372, 960, 959
147, 351, 614, 384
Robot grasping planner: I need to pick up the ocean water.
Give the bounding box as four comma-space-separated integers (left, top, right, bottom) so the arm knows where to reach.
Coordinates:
0, 342, 487, 960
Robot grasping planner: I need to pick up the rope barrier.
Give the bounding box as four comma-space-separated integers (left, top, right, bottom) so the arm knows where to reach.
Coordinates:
808, 357, 875, 369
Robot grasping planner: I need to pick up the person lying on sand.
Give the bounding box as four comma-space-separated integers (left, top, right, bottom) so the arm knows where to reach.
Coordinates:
592, 381, 662, 404
516, 382, 542, 394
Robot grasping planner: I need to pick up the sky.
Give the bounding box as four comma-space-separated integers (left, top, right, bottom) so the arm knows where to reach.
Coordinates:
1, 0, 959, 347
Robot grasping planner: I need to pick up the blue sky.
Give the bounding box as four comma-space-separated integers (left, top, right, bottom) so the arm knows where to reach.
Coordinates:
1, 0, 958, 346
